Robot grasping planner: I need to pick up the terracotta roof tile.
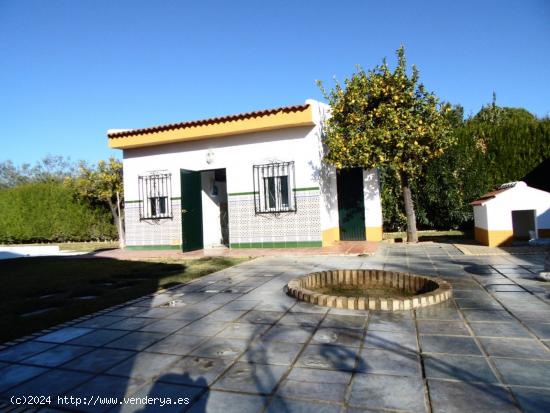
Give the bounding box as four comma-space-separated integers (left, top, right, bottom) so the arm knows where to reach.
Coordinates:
470, 188, 510, 206
108, 103, 310, 139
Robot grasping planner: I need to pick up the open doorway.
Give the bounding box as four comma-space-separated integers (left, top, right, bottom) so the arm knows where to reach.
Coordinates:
511, 209, 536, 241
200, 168, 229, 248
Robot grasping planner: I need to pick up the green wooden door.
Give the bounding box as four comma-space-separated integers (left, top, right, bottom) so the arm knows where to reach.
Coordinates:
337, 168, 366, 241
180, 169, 204, 251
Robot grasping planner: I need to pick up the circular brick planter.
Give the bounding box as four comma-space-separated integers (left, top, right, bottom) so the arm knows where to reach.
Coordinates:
286, 269, 452, 311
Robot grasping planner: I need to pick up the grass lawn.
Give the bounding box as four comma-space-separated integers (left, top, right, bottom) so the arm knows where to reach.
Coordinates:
0, 256, 246, 343
383, 229, 473, 243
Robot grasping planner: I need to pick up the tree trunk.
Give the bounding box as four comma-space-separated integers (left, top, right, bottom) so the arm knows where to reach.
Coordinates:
116, 191, 125, 248
107, 196, 125, 248
401, 173, 418, 243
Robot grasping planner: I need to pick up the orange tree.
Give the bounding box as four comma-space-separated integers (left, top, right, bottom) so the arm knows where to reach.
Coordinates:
318, 46, 454, 242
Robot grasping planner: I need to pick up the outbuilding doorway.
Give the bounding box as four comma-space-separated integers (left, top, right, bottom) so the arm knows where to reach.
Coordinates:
511, 209, 536, 241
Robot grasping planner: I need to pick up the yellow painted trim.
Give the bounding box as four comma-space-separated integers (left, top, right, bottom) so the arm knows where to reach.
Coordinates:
365, 226, 383, 242
109, 106, 314, 149
322, 227, 340, 246
538, 228, 550, 238
474, 227, 513, 247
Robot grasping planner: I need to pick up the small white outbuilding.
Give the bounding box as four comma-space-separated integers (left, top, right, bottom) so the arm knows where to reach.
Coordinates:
471, 181, 550, 246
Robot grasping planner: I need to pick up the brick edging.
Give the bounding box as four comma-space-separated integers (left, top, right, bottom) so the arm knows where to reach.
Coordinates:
286, 269, 452, 311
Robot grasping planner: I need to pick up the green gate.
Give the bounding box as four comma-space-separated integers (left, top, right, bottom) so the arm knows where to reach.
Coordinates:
180, 169, 204, 251
337, 167, 366, 241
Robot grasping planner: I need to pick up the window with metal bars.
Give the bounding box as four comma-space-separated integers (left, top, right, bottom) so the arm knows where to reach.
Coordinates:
253, 162, 297, 213
138, 173, 173, 219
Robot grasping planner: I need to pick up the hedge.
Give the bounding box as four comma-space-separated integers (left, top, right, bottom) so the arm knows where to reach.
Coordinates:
0, 182, 116, 243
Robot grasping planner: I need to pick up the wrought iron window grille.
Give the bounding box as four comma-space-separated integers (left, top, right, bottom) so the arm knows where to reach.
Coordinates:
138, 173, 173, 220
253, 161, 297, 214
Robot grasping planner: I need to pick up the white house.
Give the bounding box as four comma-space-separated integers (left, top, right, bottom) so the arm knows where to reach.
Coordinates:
108, 99, 383, 251
471, 181, 550, 247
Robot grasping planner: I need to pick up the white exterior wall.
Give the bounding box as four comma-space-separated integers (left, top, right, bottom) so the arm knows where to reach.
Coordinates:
122, 101, 328, 247
363, 169, 383, 230
482, 184, 550, 232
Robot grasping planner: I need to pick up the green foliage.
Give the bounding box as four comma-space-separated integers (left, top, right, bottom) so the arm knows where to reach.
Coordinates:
380, 102, 550, 231
318, 46, 454, 178
0, 182, 116, 243
67, 157, 123, 206
0, 155, 76, 189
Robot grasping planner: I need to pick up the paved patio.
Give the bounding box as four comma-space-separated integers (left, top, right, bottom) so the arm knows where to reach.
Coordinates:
0, 243, 549, 412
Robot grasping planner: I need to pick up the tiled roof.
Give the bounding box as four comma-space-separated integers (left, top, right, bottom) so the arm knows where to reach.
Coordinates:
108, 103, 310, 139
470, 188, 510, 206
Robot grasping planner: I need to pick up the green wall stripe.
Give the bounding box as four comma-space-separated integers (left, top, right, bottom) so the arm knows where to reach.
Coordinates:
125, 200, 140, 204
228, 191, 258, 196
293, 187, 320, 192
230, 241, 322, 249
125, 245, 181, 251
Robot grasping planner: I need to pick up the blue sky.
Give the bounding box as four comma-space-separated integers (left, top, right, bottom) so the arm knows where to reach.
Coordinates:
1, 0, 549, 165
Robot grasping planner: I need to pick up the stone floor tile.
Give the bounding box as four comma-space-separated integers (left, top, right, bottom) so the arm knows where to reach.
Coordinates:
0, 341, 56, 362
105, 331, 167, 351
364, 330, 418, 352
190, 337, 249, 360
423, 353, 498, 383
22, 344, 94, 367
493, 358, 550, 386
62, 348, 135, 373
420, 335, 482, 355
144, 334, 206, 356
212, 361, 287, 394
201, 310, 248, 323
462, 310, 516, 322
106, 317, 156, 331
524, 322, 550, 339
221, 300, 260, 311
138, 319, 192, 334
133, 307, 181, 319
428, 379, 520, 413
286, 367, 352, 384
277, 378, 347, 402
367, 313, 415, 332
276, 312, 324, 327
349, 373, 427, 412
0, 364, 49, 393
312, 327, 363, 347
320, 314, 368, 330
415, 306, 461, 321
260, 325, 315, 343
357, 348, 421, 377
186, 390, 266, 413
243, 340, 304, 365
295, 344, 359, 371
74, 315, 126, 329
267, 397, 342, 413
417, 320, 470, 336
511, 387, 550, 413
68, 329, 129, 347
158, 356, 232, 387
105, 351, 180, 381
239, 310, 285, 325
479, 337, 550, 359
35, 327, 94, 344
176, 321, 227, 336
8, 369, 92, 398
217, 322, 270, 340
469, 322, 532, 338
